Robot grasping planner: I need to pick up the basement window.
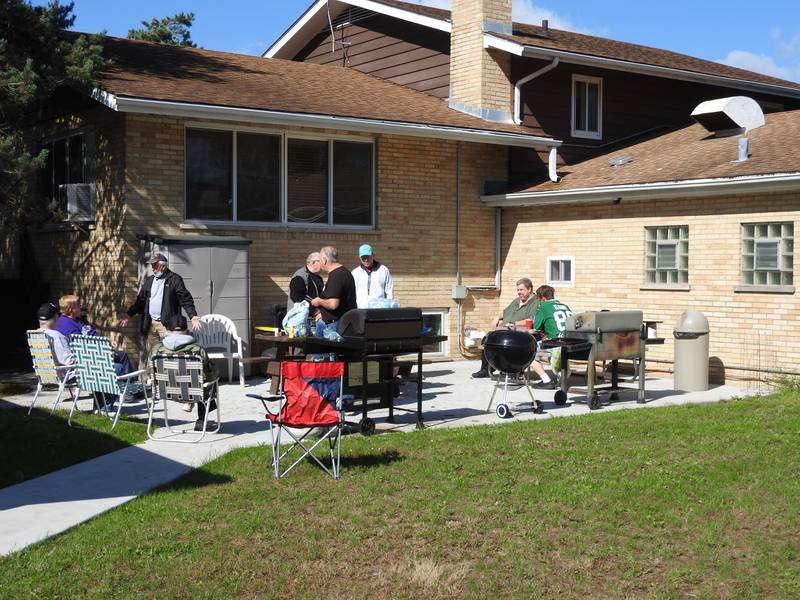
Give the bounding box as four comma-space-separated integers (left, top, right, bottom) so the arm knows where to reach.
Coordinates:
645, 226, 688, 285
571, 75, 602, 140
547, 256, 575, 287
741, 222, 793, 287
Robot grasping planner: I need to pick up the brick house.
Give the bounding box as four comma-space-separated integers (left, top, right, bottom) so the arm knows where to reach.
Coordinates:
22, 0, 800, 376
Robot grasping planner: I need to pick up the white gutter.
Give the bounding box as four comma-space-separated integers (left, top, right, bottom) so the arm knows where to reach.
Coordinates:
514, 56, 559, 125
485, 34, 800, 100
265, 0, 451, 58
92, 90, 561, 150
481, 172, 800, 207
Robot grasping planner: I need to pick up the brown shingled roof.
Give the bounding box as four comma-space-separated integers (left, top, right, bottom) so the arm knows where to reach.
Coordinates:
371, 0, 800, 92
507, 110, 800, 194
95, 35, 546, 139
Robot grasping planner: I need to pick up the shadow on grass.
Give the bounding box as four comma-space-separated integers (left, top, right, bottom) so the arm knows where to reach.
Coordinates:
0, 406, 148, 489
340, 449, 403, 469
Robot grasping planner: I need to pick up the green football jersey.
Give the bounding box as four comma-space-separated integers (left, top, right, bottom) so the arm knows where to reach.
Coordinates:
534, 299, 573, 339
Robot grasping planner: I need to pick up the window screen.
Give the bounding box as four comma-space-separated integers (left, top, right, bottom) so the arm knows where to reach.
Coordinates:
333, 141, 373, 226
287, 139, 328, 224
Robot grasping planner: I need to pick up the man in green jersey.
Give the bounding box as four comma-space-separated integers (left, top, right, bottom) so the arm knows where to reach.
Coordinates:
472, 278, 540, 378
531, 285, 572, 388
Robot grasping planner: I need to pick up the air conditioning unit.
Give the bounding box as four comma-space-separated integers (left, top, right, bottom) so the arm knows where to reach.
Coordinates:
59, 183, 96, 222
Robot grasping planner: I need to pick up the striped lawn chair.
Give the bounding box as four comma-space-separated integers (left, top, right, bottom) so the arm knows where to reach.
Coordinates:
26, 330, 76, 416
68, 334, 148, 429
149, 354, 220, 443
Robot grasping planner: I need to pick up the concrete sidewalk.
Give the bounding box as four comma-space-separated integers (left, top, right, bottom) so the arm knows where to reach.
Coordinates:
0, 361, 759, 556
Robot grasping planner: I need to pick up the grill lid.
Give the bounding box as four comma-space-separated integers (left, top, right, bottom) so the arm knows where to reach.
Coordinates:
483, 329, 536, 350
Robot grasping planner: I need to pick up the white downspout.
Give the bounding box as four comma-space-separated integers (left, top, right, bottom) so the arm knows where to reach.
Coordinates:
513, 56, 559, 125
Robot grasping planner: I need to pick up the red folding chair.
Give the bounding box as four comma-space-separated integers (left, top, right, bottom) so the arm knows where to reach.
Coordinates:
251, 361, 347, 480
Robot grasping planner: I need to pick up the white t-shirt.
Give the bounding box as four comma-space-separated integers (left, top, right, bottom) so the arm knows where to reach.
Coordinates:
43, 328, 74, 366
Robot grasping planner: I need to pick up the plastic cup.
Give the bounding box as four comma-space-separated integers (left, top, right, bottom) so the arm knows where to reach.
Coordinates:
525, 319, 533, 330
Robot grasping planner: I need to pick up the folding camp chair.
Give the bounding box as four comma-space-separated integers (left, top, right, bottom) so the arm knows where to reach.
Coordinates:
251, 361, 347, 480
148, 354, 221, 442
26, 330, 77, 416
68, 334, 148, 429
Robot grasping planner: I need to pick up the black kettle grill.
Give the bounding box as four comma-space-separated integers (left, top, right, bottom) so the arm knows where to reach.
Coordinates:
482, 329, 543, 419
483, 329, 537, 374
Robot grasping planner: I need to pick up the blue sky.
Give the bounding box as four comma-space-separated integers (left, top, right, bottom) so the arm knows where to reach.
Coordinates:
64, 0, 800, 82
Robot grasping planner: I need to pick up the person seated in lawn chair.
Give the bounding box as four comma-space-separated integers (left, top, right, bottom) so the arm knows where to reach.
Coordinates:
56, 294, 132, 376
37, 302, 74, 367
148, 314, 219, 431
530, 284, 573, 389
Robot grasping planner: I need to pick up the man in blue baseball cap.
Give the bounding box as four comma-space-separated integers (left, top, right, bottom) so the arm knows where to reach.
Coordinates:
351, 243, 394, 309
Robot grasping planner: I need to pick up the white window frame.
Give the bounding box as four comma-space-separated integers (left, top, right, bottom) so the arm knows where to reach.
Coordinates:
546, 255, 575, 287
421, 308, 449, 357
571, 74, 603, 140
183, 124, 375, 230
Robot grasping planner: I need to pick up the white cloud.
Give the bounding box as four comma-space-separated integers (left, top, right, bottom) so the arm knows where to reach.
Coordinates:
770, 29, 800, 60
414, 0, 600, 35
718, 49, 800, 83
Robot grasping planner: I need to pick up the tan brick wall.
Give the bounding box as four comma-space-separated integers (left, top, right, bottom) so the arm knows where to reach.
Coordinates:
118, 115, 511, 361
28, 105, 129, 341
450, 0, 513, 117
502, 193, 800, 374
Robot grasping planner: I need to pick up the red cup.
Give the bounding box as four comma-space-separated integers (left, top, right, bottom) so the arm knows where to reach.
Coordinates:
525, 319, 533, 330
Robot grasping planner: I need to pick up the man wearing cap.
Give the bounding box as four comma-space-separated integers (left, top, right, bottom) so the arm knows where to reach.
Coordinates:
37, 302, 74, 367
352, 244, 394, 309
310, 245, 357, 324
119, 252, 200, 358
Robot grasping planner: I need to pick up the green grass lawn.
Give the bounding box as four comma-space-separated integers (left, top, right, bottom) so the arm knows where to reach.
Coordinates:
2, 394, 799, 598
0, 406, 148, 488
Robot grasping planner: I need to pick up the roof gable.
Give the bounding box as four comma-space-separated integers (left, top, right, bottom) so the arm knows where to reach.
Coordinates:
267, 0, 800, 97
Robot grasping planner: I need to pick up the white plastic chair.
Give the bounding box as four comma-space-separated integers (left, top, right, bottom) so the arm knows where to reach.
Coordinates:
196, 314, 245, 387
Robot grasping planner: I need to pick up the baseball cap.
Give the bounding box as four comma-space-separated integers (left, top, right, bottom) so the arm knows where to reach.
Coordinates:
358, 244, 373, 257
37, 302, 58, 322
149, 252, 167, 264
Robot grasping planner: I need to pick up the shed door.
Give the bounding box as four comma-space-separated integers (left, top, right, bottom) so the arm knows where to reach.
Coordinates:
164, 244, 251, 369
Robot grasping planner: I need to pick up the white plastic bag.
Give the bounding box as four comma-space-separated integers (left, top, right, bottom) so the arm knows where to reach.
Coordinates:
282, 300, 309, 329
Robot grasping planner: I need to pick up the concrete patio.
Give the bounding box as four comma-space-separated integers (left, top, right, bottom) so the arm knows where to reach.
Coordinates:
0, 360, 765, 556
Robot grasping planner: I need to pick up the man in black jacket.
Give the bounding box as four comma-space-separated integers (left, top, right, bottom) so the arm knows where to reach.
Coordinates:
119, 252, 201, 358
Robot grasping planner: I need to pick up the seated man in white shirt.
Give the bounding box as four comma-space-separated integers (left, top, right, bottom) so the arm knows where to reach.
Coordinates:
37, 302, 74, 367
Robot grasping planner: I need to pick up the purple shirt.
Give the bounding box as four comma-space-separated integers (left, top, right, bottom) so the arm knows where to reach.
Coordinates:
55, 315, 97, 338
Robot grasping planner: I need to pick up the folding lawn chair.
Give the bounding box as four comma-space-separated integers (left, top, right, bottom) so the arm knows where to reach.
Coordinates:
148, 354, 221, 442
26, 330, 77, 416
250, 361, 347, 480
68, 334, 148, 429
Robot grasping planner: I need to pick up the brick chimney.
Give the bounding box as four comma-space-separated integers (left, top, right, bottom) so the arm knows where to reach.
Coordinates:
449, 0, 514, 123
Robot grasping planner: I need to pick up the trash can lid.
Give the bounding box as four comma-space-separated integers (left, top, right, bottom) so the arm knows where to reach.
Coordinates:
675, 311, 709, 334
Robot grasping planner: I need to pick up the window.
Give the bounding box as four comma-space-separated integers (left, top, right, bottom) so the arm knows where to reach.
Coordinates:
741, 222, 793, 286
186, 129, 233, 221
185, 127, 374, 228
287, 138, 328, 224
645, 226, 688, 285
40, 133, 85, 208
547, 256, 575, 286
571, 75, 602, 139
237, 132, 280, 222
422, 309, 448, 355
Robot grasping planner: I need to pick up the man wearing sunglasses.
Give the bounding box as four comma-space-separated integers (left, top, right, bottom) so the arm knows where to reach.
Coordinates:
352, 244, 394, 309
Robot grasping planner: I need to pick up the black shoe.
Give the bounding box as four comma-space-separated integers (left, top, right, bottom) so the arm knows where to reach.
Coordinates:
471, 369, 490, 379
194, 420, 206, 432
534, 379, 556, 390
